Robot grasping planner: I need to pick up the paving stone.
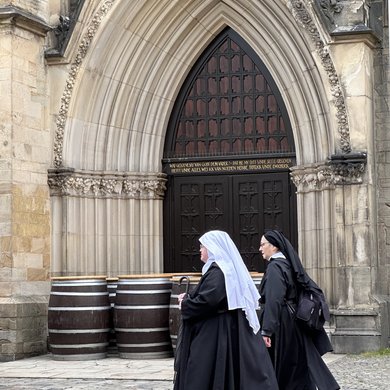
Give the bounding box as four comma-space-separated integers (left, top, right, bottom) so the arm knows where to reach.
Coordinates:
0, 353, 389, 389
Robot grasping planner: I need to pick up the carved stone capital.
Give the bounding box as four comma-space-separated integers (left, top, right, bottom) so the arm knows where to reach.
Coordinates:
327, 152, 367, 185
290, 163, 335, 193
48, 169, 167, 200
291, 152, 367, 192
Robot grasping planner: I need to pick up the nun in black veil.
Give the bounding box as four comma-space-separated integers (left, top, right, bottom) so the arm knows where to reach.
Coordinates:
173, 230, 278, 390
258, 229, 340, 390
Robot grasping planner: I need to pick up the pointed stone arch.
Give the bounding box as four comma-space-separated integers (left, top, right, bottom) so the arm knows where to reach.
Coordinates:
162, 26, 298, 272
53, 0, 342, 171
49, 0, 342, 289
164, 27, 295, 159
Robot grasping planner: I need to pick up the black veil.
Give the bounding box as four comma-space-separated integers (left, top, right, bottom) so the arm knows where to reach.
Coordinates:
264, 230, 311, 288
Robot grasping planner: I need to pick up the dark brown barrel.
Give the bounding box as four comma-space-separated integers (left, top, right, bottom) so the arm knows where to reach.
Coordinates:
114, 274, 173, 359
250, 272, 263, 290
48, 276, 110, 360
106, 277, 119, 355
169, 274, 201, 351
250, 272, 264, 321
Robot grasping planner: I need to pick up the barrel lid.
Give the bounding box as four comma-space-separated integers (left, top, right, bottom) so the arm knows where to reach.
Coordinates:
171, 272, 202, 276
50, 275, 107, 281
250, 272, 264, 278
117, 273, 175, 279
171, 274, 201, 281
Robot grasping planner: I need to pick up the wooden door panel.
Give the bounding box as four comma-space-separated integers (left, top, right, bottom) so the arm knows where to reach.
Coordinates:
165, 172, 294, 273
233, 173, 291, 272
172, 176, 230, 272
204, 182, 230, 229
233, 176, 262, 272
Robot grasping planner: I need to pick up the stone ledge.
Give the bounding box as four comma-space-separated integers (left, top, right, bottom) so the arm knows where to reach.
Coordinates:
330, 303, 389, 353
0, 6, 51, 37
331, 333, 382, 354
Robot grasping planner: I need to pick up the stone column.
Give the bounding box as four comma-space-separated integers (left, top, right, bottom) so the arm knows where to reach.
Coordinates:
373, 0, 390, 352
48, 169, 167, 277
0, 3, 51, 361
328, 19, 386, 351
291, 154, 387, 353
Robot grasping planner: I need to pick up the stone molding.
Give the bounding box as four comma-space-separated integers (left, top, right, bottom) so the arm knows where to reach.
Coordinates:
290, 152, 367, 192
0, 6, 51, 37
288, 0, 351, 153
52, 0, 356, 168
0, 5, 51, 36
47, 168, 167, 199
52, 0, 116, 168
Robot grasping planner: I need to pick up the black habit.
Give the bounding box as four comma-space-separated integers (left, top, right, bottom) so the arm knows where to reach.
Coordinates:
259, 256, 340, 390
174, 263, 279, 390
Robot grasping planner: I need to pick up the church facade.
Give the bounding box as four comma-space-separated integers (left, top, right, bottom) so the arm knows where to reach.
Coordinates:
0, 0, 389, 360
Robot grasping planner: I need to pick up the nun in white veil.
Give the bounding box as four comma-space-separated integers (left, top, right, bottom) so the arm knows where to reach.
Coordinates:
173, 230, 278, 390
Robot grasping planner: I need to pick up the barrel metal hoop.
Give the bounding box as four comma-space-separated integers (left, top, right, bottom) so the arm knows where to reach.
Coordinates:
48, 328, 111, 333
114, 305, 170, 309
48, 306, 111, 311
117, 342, 171, 347
50, 292, 109, 296
50, 342, 109, 348
116, 289, 171, 294
115, 327, 169, 332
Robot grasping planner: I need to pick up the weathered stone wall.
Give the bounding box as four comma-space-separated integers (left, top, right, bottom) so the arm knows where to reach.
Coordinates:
374, 1, 390, 347
0, 0, 389, 361
311, 0, 390, 352
0, 1, 51, 361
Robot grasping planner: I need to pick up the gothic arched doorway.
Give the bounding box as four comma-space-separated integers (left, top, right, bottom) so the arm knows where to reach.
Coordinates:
163, 28, 297, 273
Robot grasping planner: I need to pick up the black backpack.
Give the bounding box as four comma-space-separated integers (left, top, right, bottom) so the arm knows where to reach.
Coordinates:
295, 286, 330, 331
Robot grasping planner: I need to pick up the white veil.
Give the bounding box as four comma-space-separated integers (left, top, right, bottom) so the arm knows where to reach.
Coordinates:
200, 230, 260, 334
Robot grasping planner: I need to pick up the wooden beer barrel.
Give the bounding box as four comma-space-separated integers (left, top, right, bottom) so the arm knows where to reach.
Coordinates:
250, 272, 263, 289
169, 274, 201, 351
106, 277, 119, 355
169, 272, 263, 351
250, 272, 264, 320
48, 276, 111, 360
114, 274, 173, 359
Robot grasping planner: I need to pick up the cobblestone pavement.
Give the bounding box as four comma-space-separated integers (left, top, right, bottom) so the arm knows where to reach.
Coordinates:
328, 354, 390, 390
0, 353, 389, 389
1, 378, 173, 390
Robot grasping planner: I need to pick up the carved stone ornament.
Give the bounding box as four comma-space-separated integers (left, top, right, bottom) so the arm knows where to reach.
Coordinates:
47, 169, 167, 199
318, 0, 344, 25
290, 153, 367, 192
290, 163, 335, 193
53, 0, 116, 168
53, 15, 71, 51
288, 0, 351, 153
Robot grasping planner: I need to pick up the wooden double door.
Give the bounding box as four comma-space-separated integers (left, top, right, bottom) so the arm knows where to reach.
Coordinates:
162, 28, 297, 273
163, 171, 296, 273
